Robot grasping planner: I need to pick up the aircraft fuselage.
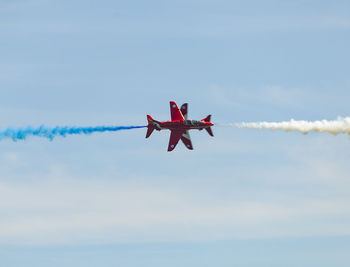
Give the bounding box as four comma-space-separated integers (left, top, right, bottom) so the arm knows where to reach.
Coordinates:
146, 101, 214, 151
153, 120, 213, 131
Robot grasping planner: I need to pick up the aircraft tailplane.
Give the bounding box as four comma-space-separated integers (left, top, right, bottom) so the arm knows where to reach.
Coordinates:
146, 115, 159, 138
205, 127, 214, 137
202, 115, 213, 136
146, 126, 154, 138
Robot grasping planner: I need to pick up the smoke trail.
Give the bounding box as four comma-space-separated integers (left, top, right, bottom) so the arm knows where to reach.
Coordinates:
0, 125, 146, 141
235, 117, 350, 135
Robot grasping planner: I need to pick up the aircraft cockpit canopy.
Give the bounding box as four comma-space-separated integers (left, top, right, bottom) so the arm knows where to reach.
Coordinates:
184, 120, 203, 126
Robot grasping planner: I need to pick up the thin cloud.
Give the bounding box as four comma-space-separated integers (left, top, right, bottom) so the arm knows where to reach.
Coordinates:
1, 172, 350, 245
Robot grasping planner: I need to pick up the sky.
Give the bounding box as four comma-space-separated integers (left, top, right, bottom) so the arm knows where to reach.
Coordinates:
1, 0, 350, 266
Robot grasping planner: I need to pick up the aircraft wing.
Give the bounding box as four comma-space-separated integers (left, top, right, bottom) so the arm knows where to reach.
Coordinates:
170, 101, 185, 121
180, 103, 188, 119
181, 130, 193, 150
168, 130, 183, 151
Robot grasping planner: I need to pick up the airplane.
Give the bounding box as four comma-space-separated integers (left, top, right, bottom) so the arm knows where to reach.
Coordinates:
146, 101, 214, 151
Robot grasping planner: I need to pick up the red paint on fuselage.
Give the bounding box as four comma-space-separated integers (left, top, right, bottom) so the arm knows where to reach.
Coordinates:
157, 120, 214, 131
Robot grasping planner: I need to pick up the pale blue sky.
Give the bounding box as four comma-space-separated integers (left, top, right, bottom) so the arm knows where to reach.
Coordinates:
1, 0, 350, 266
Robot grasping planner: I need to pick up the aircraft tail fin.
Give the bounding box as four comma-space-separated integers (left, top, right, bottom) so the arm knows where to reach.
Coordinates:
202, 115, 214, 136
202, 115, 211, 123
146, 115, 155, 138
147, 115, 154, 123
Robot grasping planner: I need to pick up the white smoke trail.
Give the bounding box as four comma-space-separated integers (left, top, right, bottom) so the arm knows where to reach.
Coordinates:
234, 117, 350, 135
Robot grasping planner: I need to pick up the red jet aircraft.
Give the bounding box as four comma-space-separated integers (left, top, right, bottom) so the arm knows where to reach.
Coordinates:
146, 101, 214, 151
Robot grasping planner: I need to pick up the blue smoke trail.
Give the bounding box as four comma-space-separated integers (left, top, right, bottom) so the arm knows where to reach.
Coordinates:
0, 125, 146, 141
